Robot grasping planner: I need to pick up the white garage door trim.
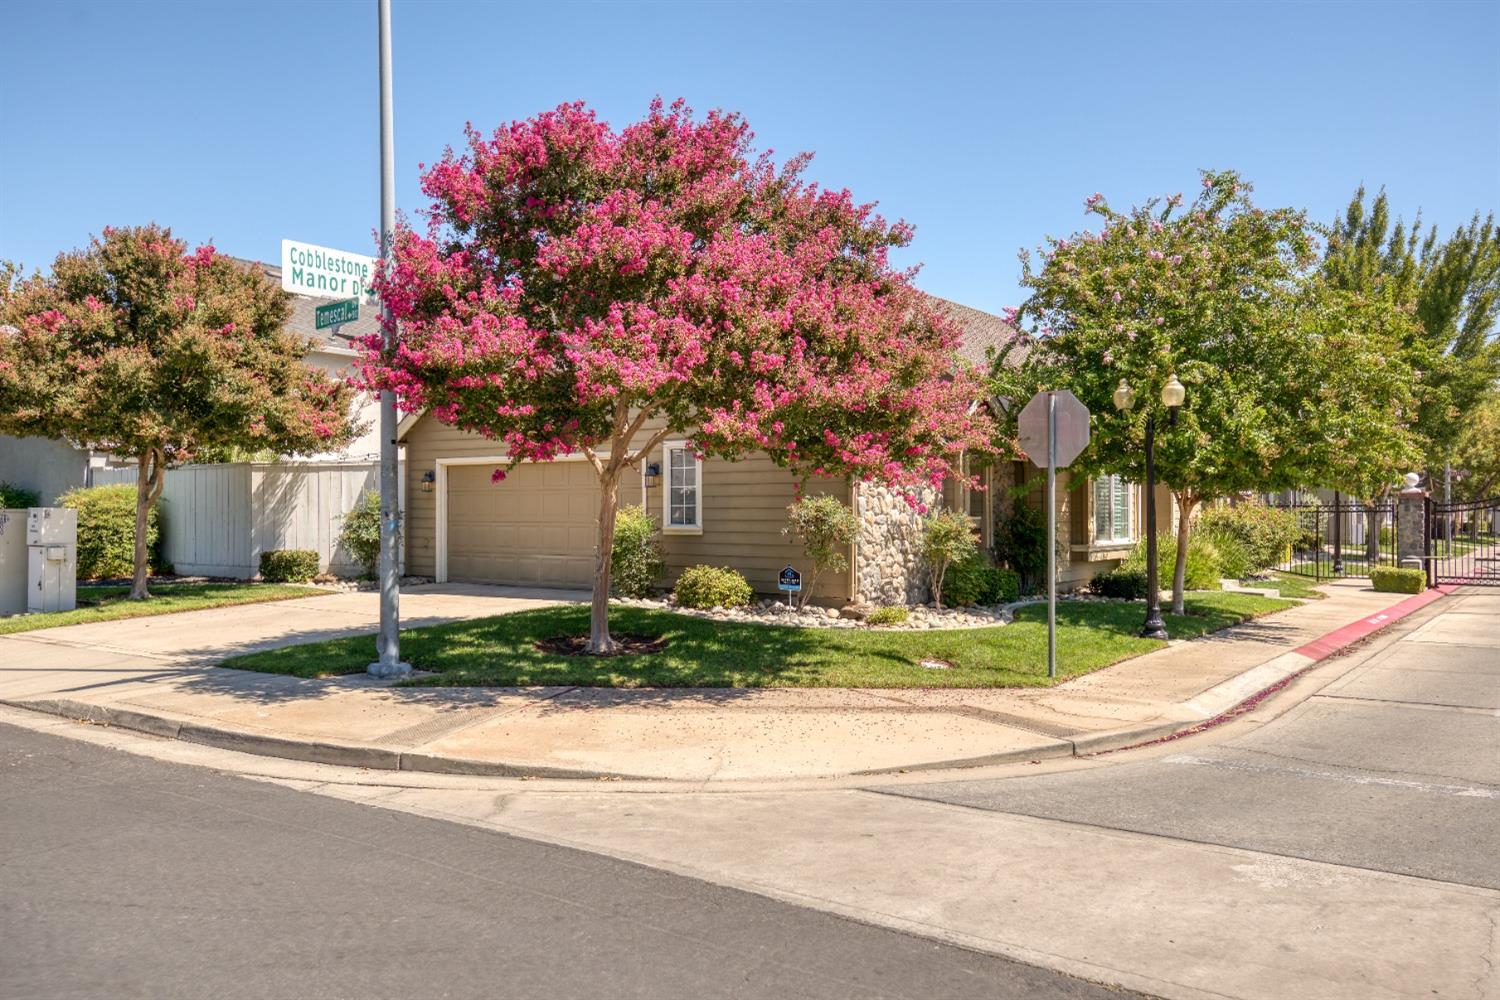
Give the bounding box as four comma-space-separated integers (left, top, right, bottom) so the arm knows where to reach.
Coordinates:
434, 453, 607, 584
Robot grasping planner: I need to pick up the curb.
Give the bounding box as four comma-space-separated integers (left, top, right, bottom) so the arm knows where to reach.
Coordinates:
2, 585, 1459, 781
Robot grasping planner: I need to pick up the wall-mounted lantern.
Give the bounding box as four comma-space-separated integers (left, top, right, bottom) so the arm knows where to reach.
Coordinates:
644, 462, 661, 489
419, 470, 436, 493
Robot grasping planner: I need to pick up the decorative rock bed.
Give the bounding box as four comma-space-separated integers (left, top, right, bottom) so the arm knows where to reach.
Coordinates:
310, 575, 435, 593
612, 595, 1019, 631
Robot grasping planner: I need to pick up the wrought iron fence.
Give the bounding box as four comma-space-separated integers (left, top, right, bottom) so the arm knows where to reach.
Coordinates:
1426, 497, 1500, 587
1271, 500, 1400, 580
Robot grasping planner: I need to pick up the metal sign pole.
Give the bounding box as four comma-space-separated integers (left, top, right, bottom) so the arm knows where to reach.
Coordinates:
369, 0, 409, 677
1047, 391, 1057, 680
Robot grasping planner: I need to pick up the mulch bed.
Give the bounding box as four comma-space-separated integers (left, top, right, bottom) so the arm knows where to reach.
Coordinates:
535, 633, 669, 657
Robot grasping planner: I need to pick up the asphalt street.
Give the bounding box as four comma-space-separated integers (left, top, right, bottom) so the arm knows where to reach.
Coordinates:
0, 722, 1125, 1000
890, 590, 1500, 890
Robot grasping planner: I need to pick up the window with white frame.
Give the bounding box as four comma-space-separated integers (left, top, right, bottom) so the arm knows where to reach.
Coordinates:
1093, 475, 1134, 544
663, 442, 702, 531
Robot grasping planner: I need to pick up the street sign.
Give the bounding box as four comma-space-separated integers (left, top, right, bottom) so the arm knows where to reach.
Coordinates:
280, 239, 378, 302
315, 299, 360, 330
1018, 390, 1093, 679
777, 565, 803, 592
1018, 389, 1090, 468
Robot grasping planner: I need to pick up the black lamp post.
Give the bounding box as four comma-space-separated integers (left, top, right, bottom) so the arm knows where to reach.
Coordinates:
1113, 374, 1185, 640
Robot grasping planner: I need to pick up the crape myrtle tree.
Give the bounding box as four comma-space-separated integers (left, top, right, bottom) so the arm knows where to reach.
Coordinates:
0, 226, 357, 599
1003, 171, 1335, 613
362, 100, 996, 653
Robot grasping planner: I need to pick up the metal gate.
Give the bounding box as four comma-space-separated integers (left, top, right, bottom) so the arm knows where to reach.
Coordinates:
1273, 500, 1400, 581
1426, 497, 1500, 586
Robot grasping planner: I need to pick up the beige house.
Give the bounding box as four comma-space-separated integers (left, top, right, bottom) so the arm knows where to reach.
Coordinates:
398, 297, 1169, 604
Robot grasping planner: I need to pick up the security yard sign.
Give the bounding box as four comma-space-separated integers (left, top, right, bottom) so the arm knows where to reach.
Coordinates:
280, 239, 377, 302
778, 564, 803, 608
314, 299, 360, 330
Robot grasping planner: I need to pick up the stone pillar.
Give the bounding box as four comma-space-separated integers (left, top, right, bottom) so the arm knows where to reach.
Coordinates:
1396, 475, 1428, 576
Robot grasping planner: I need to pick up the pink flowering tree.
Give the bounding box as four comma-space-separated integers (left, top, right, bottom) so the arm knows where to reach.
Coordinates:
363, 100, 996, 653
0, 225, 358, 599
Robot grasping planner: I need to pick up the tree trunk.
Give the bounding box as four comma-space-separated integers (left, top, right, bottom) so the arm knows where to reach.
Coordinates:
129, 449, 164, 601
1365, 502, 1380, 564
797, 569, 821, 611
587, 467, 623, 654
1171, 492, 1197, 615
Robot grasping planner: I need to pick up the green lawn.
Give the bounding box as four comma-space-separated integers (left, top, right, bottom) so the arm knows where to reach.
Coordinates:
221, 591, 1294, 689
1244, 572, 1329, 601
0, 582, 323, 635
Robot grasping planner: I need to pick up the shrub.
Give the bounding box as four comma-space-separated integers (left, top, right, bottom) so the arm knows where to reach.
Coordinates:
783, 494, 857, 609
866, 605, 910, 626
611, 505, 665, 597
993, 497, 1048, 594
1202, 527, 1253, 579
673, 565, 754, 609
338, 489, 398, 576
1370, 567, 1426, 594
1197, 503, 1300, 570
58, 484, 162, 579
922, 508, 977, 606
1091, 566, 1149, 599
0, 481, 40, 509
1122, 534, 1223, 591
259, 549, 320, 583
941, 552, 1021, 606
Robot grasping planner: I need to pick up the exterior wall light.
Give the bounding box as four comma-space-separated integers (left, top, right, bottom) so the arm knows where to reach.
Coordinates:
419, 470, 435, 493
644, 462, 661, 488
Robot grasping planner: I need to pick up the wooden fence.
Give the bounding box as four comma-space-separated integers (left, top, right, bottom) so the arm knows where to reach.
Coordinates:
94, 461, 399, 579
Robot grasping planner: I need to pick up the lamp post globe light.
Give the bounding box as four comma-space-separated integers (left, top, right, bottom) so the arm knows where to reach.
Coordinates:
1112, 375, 1186, 640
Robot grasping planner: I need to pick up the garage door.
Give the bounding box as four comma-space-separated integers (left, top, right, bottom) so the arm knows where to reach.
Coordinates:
446, 462, 599, 587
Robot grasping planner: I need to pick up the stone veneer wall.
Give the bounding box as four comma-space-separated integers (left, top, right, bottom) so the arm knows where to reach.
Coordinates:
853, 483, 937, 605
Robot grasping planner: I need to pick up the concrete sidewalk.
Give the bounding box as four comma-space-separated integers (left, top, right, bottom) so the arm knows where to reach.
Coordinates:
0, 580, 1441, 781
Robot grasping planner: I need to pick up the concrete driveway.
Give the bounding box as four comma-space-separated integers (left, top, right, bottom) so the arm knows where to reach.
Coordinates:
0, 583, 586, 702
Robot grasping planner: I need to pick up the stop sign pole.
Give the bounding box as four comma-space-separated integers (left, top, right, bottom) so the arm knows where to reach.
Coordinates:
1018, 390, 1091, 679
1047, 393, 1057, 678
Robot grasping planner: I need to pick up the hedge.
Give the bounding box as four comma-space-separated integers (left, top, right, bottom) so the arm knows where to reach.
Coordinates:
941, 553, 1020, 606
0, 481, 40, 509
1091, 566, 1149, 599
1198, 503, 1301, 571
611, 505, 665, 597
1370, 567, 1426, 594
58, 484, 162, 579
259, 549, 320, 583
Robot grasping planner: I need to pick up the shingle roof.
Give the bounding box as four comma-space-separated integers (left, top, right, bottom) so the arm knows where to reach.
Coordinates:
927, 295, 1030, 371
233, 259, 381, 351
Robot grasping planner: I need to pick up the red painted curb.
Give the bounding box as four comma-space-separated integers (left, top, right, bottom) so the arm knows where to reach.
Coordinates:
1293, 584, 1458, 661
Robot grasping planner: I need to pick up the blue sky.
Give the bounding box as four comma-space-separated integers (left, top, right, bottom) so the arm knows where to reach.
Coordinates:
2, 0, 1496, 314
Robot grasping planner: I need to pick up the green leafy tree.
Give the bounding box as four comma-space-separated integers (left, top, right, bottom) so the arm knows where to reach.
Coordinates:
1454, 394, 1500, 500
921, 508, 976, 607
1323, 187, 1500, 473
783, 494, 857, 609
0, 225, 358, 599
1006, 171, 1332, 613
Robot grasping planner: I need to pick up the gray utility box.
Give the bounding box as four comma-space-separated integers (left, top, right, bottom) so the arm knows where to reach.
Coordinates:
0, 510, 25, 616
26, 507, 77, 613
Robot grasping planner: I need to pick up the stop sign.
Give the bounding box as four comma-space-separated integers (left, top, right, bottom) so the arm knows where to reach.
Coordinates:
1018, 390, 1091, 468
